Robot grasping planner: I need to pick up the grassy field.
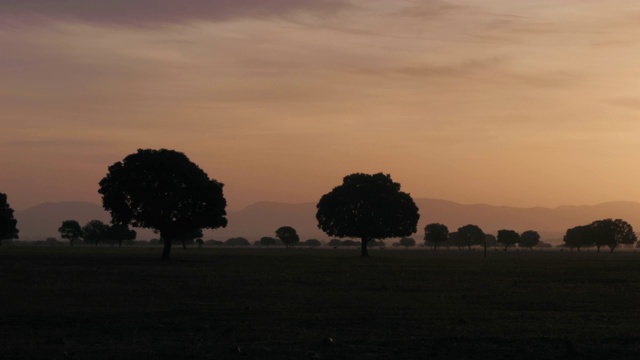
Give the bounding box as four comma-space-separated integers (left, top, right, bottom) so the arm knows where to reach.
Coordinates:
2, 247, 640, 359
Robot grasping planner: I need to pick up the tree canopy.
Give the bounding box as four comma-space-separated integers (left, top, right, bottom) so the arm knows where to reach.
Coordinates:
83, 219, 110, 246
424, 223, 449, 251
590, 218, 636, 253
398, 237, 416, 248
275, 226, 300, 248
563, 225, 592, 251
497, 229, 520, 251
58, 220, 83, 247
316, 173, 419, 257
259, 236, 277, 247
0, 193, 19, 245
519, 230, 541, 250
98, 148, 227, 259
457, 224, 485, 251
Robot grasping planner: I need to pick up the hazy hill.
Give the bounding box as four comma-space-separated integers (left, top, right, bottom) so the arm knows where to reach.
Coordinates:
14, 199, 640, 244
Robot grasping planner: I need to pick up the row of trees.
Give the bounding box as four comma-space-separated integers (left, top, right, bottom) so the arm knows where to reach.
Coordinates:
2, 148, 639, 257
58, 219, 137, 247
562, 219, 637, 253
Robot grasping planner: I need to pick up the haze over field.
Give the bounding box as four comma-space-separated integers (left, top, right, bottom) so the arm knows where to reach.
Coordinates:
14, 199, 640, 243
3, 1, 640, 212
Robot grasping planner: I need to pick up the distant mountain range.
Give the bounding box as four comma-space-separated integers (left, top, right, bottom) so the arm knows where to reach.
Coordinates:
14, 199, 640, 244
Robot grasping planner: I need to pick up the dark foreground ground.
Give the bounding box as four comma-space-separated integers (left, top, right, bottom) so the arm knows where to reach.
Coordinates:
2, 247, 640, 359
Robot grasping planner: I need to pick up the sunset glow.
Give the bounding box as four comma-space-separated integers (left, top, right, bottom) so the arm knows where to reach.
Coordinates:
3, 0, 640, 211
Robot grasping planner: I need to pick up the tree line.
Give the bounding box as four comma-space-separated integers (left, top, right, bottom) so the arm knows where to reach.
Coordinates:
0, 148, 638, 257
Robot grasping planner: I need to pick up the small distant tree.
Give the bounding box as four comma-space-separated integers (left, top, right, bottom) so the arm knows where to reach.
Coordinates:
58, 220, 83, 247
260, 236, 277, 247
0, 193, 19, 246
106, 224, 137, 247
83, 220, 110, 246
328, 239, 343, 247
520, 230, 541, 250
448, 232, 464, 250
225, 237, 250, 246
424, 223, 449, 251
399, 237, 416, 249
304, 239, 322, 248
484, 234, 498, 248
497, 229, 520, 251
275, 226, 300, 248
316, 173, 420, 257
458, 224, 485, 251
590, 218, 637, 253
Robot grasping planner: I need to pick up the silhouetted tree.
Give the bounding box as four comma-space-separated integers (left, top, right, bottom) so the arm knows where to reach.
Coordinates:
458, 224, 485, 251
497, 229, 520, 251
399, 237, 416, 249
424, 223, 449, 251
316, 173, 419, 257
98, 149, 227, 259
83, 220, 109, 246
106, 224, 137, 247
590, 218, 636, 253
343, 239, 358, 248
58, 220, 83, 247
205, 239, 224, 246
304, 239, 322, 247
275, 226, 299, 248
485, 234, 498, 248
225, 237, 250, 246
449, 231, 468, 250
328, 239, 343, 247
0, 193, 19, 246
520, 230, 541, 250
260, 236, 277, 247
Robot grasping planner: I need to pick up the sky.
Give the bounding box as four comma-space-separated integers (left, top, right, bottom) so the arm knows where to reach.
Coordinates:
3, 0, 640, 211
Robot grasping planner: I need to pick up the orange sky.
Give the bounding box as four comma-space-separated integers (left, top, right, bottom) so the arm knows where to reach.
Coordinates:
2, 0, 640, 211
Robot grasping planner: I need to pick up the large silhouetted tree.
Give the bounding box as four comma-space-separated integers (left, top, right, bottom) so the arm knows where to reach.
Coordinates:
590, 218, 636, 253
316, 173, 420, 257
98, 148, 227, 259
0, 193, 19, 246
58, 220, 83, 247
424, 223, 449, 251
519, 230, 541, 250
275, 226, 299, 248
497, 229, 520, 251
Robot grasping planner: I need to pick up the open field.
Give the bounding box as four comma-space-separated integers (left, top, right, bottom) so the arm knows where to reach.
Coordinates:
2, 247, 640, 359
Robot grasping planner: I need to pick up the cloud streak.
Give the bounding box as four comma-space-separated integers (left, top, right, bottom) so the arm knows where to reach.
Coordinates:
0, 0, 350, 27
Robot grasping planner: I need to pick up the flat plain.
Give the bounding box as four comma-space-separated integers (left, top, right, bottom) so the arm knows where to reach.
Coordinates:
2, 246, 640, 359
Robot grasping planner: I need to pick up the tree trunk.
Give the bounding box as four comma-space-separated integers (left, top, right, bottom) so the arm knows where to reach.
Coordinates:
483, 243, 487, 258
70, 240, 73, 247
609, 245, 615, 253
162, 236, 172, 259
433, 242, 436, 251
504, 244, 509, 251
596, 245, 600, 253
118, 241, 122, 248
360, 237, 370, 257
182, 240, 186, 250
